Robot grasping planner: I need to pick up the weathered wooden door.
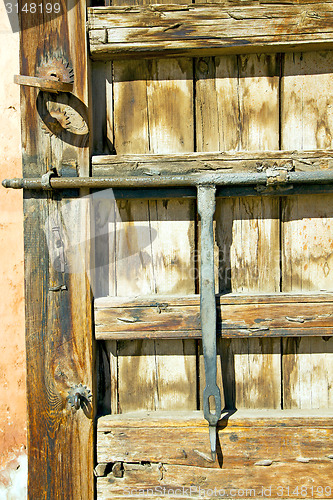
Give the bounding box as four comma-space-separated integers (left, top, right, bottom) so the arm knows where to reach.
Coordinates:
13, 0, 333, 498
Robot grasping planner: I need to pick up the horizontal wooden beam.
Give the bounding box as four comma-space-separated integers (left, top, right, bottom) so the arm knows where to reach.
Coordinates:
92, 150, 333, 177
94, 293, 333, 340
97, 410, 333, 469
88, 2, 333, 59
97, 462, 333, 499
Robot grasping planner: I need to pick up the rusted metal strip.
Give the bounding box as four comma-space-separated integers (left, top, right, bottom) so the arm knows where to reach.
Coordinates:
197, 185, 221, 462
14, 75, 74, 93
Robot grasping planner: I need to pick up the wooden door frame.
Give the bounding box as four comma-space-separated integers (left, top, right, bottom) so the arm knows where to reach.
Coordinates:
17, 1, 333, 497
18, 1, 94, 498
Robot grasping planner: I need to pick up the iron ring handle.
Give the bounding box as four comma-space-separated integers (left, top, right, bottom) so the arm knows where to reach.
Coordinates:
74, 393, 81, 410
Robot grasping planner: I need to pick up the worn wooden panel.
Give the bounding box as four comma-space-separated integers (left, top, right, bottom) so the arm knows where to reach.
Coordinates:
216, 197, 280, 294
97, 410, 333, 469
113, 60, 150, 154
282, 195, 333, 293
92, 149, 333, 176
88, 2, 333, 59
281, 196, 333, 408
19, 1, 94, 498
97, 462, 333, 499
113, 199, 196, 412
282, 51, 333, 409
94, 293, 333, 339
281, 51, 333, 151
111, 22, 196, 412
283, 337, 333, 410
196, 53, 281, 409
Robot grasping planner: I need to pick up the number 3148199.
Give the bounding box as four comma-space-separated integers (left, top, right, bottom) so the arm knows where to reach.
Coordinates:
5, 3, 61, 14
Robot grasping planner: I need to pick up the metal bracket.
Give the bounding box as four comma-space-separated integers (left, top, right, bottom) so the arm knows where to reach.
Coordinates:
67, 383, 92, 411
14, 58, 74, 94
266, 167, 289, 186
41, 167, 58, 190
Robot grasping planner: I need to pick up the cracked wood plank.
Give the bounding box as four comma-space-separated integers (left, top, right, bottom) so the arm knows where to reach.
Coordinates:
94, 293, 333, 339
88, 2, 333, 59
96, 410, 333, 469
97, 460, 333, 498
92, 149, 333, 176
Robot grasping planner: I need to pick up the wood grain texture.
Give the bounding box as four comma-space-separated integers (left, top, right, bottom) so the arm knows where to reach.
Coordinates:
113, 199, 197, 412
196, 53, 281, 409
97, 410, 333, 469
88, 2, 333, 59
281, 51, 333, 410
98, 463, 333, 500
195, 54, 280, 156
20, 1, 94, 498
98, 464, 333, 500
282, 51, 333, 151
94, 293, 333, 339
111, 20, 196, 412
92, 149, 333, 176
216, 197, 280, 294
281, 195, 333, 409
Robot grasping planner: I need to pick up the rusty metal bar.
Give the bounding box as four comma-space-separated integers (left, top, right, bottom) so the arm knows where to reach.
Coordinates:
3, 170, 333, 190
14, 75, 74, 93
197, 185, 221, 462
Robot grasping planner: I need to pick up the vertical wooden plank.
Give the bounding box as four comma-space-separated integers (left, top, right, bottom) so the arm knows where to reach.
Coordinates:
281, 51, 333, 409
281, 51, 333, 150
19, 1, 94, 499
195, 57, 221, 152
114, 199, 197, 412
112, 199, 159, 412
282, 194, 333, 293
148, 199, 196, 410
283, 337, 333, 410
112, 50, 197, 412
196, 53, 281, 409
92, 61, 113, 155
113, 60, 150, 155
196, 54, 280, 152
281, 195, 333, 408
216, 197, 280, 294
146, 59, 194, 154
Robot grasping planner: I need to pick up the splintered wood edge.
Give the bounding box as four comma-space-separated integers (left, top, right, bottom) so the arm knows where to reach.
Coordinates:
94, 292, 333, 308
94, 293, 333, 340
97, 409, 333, 429
88, 3, 333, 58
96, 410, 333, 471
92, 149, 333, 173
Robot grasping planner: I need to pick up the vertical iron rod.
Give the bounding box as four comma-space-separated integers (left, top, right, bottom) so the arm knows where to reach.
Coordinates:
197, 185, 221, 461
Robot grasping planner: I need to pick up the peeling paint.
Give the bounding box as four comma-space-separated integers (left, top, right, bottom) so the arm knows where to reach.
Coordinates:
0, 453, 27, 500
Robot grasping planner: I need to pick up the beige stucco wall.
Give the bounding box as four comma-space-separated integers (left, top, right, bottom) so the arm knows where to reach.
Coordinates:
0, 5, 27, 498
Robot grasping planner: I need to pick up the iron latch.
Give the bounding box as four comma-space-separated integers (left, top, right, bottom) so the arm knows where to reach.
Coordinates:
197, 185, 221, 461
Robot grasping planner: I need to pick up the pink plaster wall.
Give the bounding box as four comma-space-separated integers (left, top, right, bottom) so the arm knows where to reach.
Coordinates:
0, 5, 27, 497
